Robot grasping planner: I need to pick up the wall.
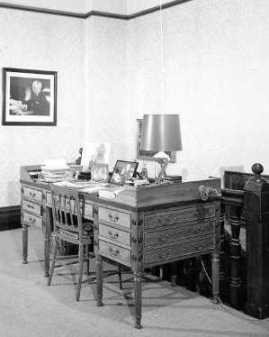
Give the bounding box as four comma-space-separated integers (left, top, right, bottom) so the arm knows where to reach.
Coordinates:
85, 17, 136, 170
127, 0, 269, 180
0, 8, 86, 206
2, 0, 269, 204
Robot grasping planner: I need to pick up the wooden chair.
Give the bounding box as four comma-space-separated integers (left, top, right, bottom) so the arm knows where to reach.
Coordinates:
47, 185, 93, 301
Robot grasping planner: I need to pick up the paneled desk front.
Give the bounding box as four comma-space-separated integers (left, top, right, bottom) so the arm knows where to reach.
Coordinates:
20, 165, 221, 329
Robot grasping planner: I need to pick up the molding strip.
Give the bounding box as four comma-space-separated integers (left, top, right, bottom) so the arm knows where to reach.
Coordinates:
0, 0, 194, 20
127, 0, 193, 19
0, 205, 21, 231
0, 2, 87, 18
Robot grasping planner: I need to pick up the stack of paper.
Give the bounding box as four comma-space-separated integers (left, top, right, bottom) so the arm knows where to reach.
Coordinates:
41, 159, 70, 182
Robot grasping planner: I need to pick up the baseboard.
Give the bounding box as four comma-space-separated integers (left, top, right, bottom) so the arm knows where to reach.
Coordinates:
0, 205, 21, 231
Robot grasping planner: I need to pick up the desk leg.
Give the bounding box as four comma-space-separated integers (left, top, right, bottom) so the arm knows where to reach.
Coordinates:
44, 208, 51, 277
212, 252, 220, 303
96, 254, 103, 307
134, 272, 142, 329
22, 224, 28, 264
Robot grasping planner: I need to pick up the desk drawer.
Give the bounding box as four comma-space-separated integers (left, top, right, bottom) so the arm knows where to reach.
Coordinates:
22, 200, 42, 216
23, 187, 42, 203
23, 212, 42, 228
99, 240, 131, 266
144, 220, 214, 248
144, 236, 213, 266
144, 204, 215, 230
99, 207, 130, 229
99, 224, 130, 247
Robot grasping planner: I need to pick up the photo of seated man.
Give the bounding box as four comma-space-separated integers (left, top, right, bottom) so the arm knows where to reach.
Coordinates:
9, 77, 50, 116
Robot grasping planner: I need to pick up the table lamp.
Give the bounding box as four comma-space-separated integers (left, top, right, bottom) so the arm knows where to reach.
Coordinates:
140, 114, 182, 183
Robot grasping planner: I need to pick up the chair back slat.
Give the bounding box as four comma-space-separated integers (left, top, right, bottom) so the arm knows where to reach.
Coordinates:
50, 185, 83, 238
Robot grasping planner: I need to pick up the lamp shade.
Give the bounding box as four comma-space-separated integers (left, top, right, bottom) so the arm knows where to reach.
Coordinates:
140, 114, 182, 152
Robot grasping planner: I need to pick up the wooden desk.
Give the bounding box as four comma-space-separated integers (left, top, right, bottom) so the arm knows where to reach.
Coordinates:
20, 165, 221, 328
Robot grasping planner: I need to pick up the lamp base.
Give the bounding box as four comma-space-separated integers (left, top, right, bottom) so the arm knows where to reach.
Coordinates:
155, 158, 169, 184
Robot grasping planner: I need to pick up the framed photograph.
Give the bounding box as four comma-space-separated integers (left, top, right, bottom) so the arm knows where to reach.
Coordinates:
110, 160, 138, 185
136, 118, 176, 163
2, 67, 57, 126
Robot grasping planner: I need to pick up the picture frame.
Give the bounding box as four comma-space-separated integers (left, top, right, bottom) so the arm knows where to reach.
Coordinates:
136, 118, 176, 163
110, 160, 138, 185
2, 67, 57, 126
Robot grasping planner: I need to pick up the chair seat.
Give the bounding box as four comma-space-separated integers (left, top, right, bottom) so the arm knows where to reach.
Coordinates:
55, 229, 92, 244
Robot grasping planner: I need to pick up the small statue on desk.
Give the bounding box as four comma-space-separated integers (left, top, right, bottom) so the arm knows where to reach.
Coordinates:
75, 147, 83, 165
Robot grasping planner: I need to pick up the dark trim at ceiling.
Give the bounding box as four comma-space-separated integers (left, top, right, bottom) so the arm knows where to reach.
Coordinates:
0, 0, 193, 20
0, 2, 87, 18
127, 0, 193, 19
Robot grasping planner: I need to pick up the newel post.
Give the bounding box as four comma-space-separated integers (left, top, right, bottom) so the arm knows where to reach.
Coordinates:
244, 163, 269, 319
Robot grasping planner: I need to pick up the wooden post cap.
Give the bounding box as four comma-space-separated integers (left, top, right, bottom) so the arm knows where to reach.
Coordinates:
251, 163, 264, 175
251, 163, 264, 183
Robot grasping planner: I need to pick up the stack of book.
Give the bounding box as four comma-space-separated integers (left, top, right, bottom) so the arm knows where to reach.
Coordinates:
163, 175, 182, 184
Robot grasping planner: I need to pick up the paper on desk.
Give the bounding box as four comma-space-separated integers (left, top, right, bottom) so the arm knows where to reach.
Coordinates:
53, 181, 95, 189
98, 186, 125, 199
79, 183, 110, 194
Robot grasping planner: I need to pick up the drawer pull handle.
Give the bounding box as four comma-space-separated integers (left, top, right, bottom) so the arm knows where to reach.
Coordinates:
108, 231, 119, 240
29, 192, 36, 198
29, 217, 36, 224
26, 204, 34, 210
108, 246, 120, 257
108, 213, 119, 223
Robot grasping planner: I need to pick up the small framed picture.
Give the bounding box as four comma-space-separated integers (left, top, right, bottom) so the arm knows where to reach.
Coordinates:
110, 160, 138, 185
2, 67, 57, 126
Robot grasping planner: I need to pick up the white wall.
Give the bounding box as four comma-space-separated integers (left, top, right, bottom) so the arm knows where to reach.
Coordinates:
2, 0, 269, 205
85, 17, 136, 170
127, 0, 269, 179
90, 0, 126, 14
0, 9, 86, 206
127, 0, 166, 14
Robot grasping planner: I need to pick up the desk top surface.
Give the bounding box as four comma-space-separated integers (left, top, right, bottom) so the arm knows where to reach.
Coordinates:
20, 165, 221, 210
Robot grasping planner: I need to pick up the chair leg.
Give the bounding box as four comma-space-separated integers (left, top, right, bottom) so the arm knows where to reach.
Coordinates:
47, 235, 58, 286
85, 244, 90, 276
76, 243, 84, 301
118, 265, 123, 290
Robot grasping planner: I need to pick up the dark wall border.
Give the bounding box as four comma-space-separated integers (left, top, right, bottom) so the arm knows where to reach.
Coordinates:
0, 206, 21, 231
0, 0, 194, 20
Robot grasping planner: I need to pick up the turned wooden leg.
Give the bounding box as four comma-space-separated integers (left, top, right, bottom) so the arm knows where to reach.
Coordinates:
134, 272, 142, 329
47, 235, 58, 286
76, 243, 84, 301
96, 254, 103, 307
85, 244, 90, 277
170, 262, 178, 286
229, 207, 242, 308
118, 265, 123, 290
44, 208, 52, 277
22, 224, 29, 264
212, 252, 220, 303
44, 232, 50, 277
